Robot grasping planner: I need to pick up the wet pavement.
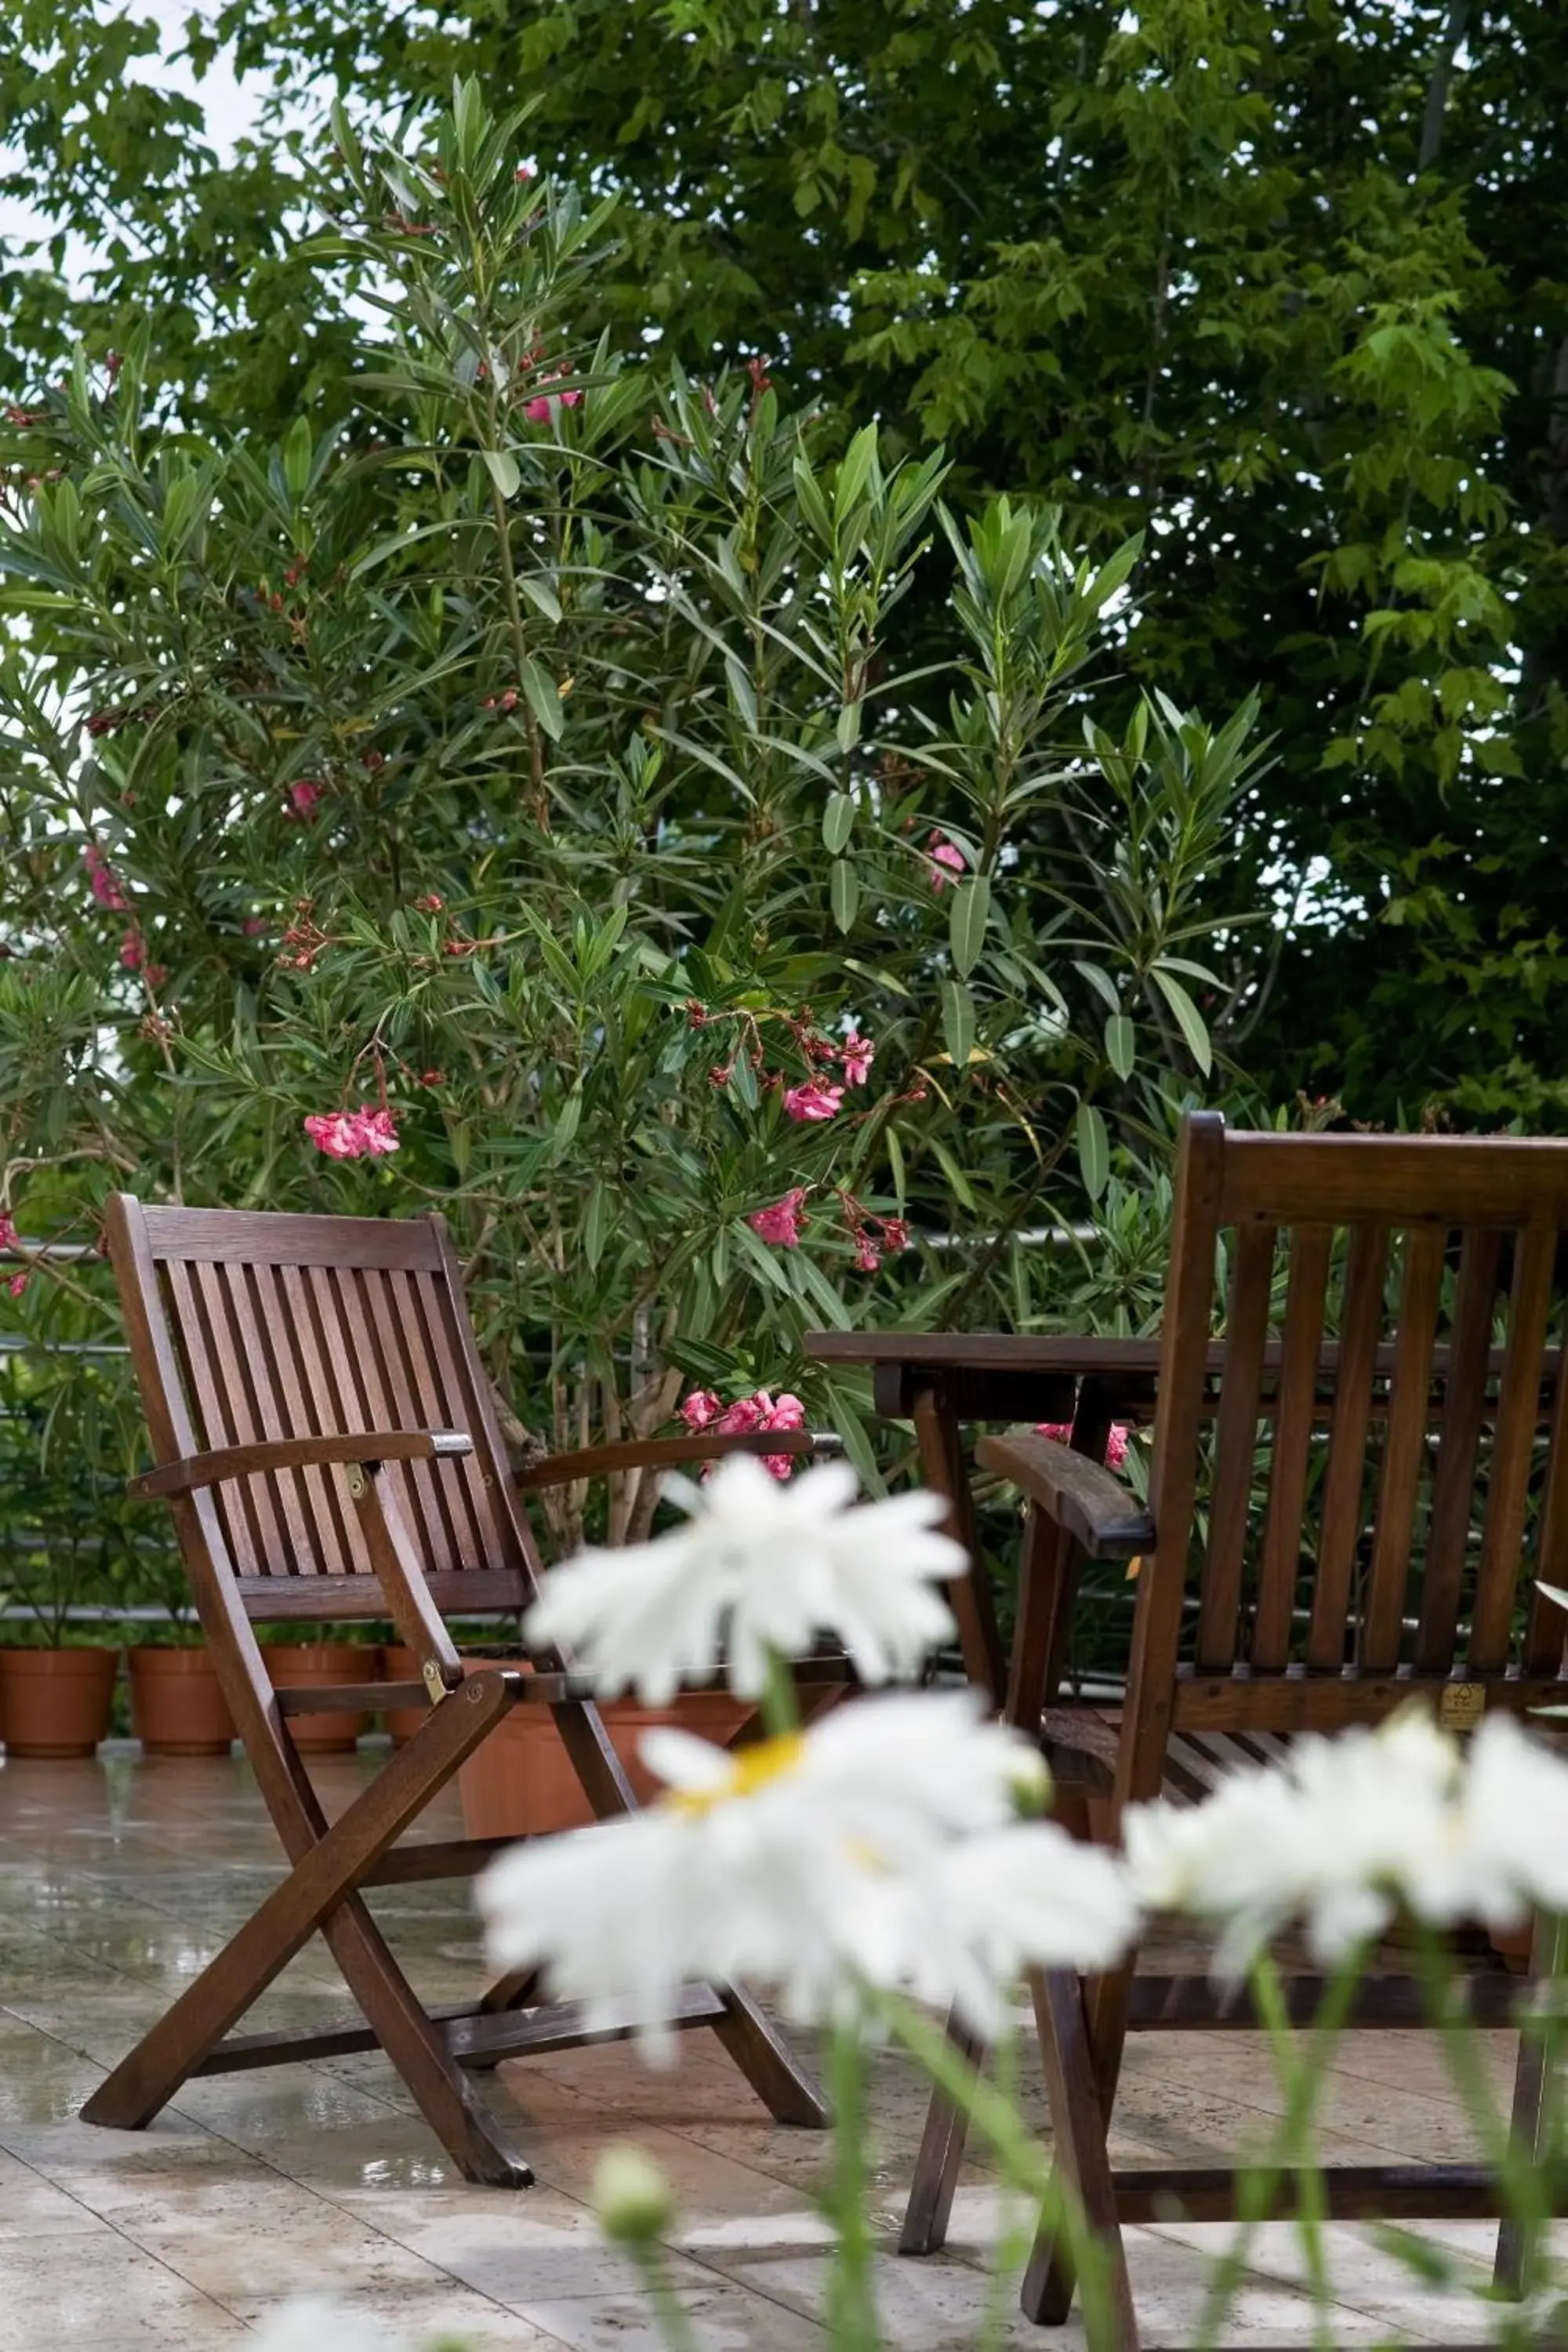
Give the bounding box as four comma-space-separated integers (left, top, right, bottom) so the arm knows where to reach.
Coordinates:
0, 1741, 1530, 2348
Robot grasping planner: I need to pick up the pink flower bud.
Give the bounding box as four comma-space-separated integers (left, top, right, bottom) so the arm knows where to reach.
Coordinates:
746, 1188, 807, 1248
782, 1077, 844, 1123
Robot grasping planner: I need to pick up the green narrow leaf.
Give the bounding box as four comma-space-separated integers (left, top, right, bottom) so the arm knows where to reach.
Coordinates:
517, 574, 563, 624
519, 656, 564, 742
583, 1181, 610, 1269
886, 1123, 906, 1210
1076, 1102, 1109, 1201
949, 877, 990, 980
1105, 1014, 1136, 1081
940, 978, 975, 1070
481, 448, 521, 500
724, 655, 758, 732
546, 1087, 583, 1163
930, 1135, 977, 1213
822, 791, 855, 854
1150, 967, 1214, 1075
830, 858, 860, 933
1072, 960, 1123, 1016
835, 699, 862, 753
729, 1050, 759, 1110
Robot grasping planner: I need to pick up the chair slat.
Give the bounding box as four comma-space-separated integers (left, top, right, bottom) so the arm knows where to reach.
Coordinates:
1251, 1224, 1331, 1669
193, 1258, 298, 1571
388, 1269, 482, 1570
1307, 1226, 1388, 1669
1196, 1224, 1276, 1671
411, 1267, 515, 1571
1525, 1318, 1568, 1671
276, 1261, 370, 1574
329, 1263, 447, 1571
250, 1258, 357, 1577
169, 1258, 269, 1577
1468, 1227, 1557, 1671
222, 1260, 319, 1573
1362, 1226, 1446, 1670
385, 1270, 474, 1562
1414, 1228, 1503, 1671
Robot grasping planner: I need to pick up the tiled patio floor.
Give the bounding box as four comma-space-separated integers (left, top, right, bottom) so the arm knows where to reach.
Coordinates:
0, 1743, 1533, 2349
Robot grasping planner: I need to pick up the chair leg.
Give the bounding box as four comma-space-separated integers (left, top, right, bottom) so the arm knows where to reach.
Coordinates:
1495, 1915, 1554, 2296
711, 1983, 830, 2126
320, 1895, 533, 2186
899, 2012, 988, 2256
85, 1673, 533, 2187
1022, 1969, 1137, 2348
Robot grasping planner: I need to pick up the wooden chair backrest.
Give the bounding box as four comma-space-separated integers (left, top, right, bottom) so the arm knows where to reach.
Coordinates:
107, 1197, 537, 1623
1120, 1113, 1568, 1805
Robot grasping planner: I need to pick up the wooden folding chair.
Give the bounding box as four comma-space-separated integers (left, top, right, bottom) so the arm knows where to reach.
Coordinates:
901, 1112, 1568, 2342
82, 1197, 836, 2184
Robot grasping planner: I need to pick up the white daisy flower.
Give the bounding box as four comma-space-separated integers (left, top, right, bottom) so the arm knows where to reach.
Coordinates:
1436, 1711, 1568, 1931
478, 1689, 1133, 2048
524, 1452, 963, 1704
1125, 1708, 1479, 1974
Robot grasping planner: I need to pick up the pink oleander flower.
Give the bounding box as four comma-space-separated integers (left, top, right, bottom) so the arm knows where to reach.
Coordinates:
118, 927, 146, 970
714, 1393, 768, 1436
356, 1108, 401, 1156
303, 1112, 361, 1160
83, 842, 128, 911
1036, 1420, 1131, 1471
927, 835, 965, 892
747, 1188, 807, 1248
0, 1210, 18, 1253
759, 1389, 807, 1479
523, 371, 584, 424
303, 1107, 401, 1162
695, 1388, 808, 1480
782, 1076, 844, 1123
840, 1029, 875, 1087
241, 916, 268, 938
678, 1388, 722, 1432
854, 1238, 881, 1273
881, 1217, 913, 1253
287, 780, 325, 821
5, 1272, 25, 1300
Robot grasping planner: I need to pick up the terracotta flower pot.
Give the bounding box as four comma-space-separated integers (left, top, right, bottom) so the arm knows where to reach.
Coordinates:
381, 1642, 435, 1746
128, 1646, 237, 1758
456, 1664, 751, 1841
264, 1643, 380, 1755
0, 1646, 118, 1759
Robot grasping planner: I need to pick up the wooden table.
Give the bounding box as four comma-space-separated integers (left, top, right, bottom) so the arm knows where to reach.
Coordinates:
804, 1332, 1166, 1704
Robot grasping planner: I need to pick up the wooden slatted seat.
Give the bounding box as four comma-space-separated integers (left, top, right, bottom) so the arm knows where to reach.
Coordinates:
82, 1198, 836, 2185
900, 1113, 1568, 2343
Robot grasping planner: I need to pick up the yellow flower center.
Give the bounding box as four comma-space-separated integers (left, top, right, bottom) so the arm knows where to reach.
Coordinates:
666, 1730, 806, 1817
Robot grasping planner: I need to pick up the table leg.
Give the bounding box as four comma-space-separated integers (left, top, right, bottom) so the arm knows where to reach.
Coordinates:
910, 1379, 1005, 1706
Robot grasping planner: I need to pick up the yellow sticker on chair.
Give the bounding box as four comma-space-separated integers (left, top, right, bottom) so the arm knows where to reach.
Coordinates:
1437, 1682, 1486, 1730
1125, 1555, 1143, 1582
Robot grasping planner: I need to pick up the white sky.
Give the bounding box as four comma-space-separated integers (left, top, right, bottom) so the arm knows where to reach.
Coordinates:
0, 0, 279, 281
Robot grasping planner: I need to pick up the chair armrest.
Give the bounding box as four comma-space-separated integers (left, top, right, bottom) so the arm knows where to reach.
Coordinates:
130, 1429, 473, 1501
975, 1431, 1153, 1559
511, 1426, 826, 1494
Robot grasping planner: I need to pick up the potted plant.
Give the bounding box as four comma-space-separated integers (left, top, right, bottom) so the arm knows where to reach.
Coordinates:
125, 1541, 237, 1758
0, 1356, 127, 1758
260, 1627, 382, 1755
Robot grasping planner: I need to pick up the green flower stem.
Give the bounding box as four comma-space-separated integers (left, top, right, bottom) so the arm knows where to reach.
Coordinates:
823, 2012, 880, 2352
977, 2011, 1035, 2352
1192, 1946, 1366, 2352
1250, 1951, 1335, 2352
759, 1646, 800, 1740
874, 1987, 1120, 2352
1411, 1915, 1562, 2336
626, 2241, 703, 2352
